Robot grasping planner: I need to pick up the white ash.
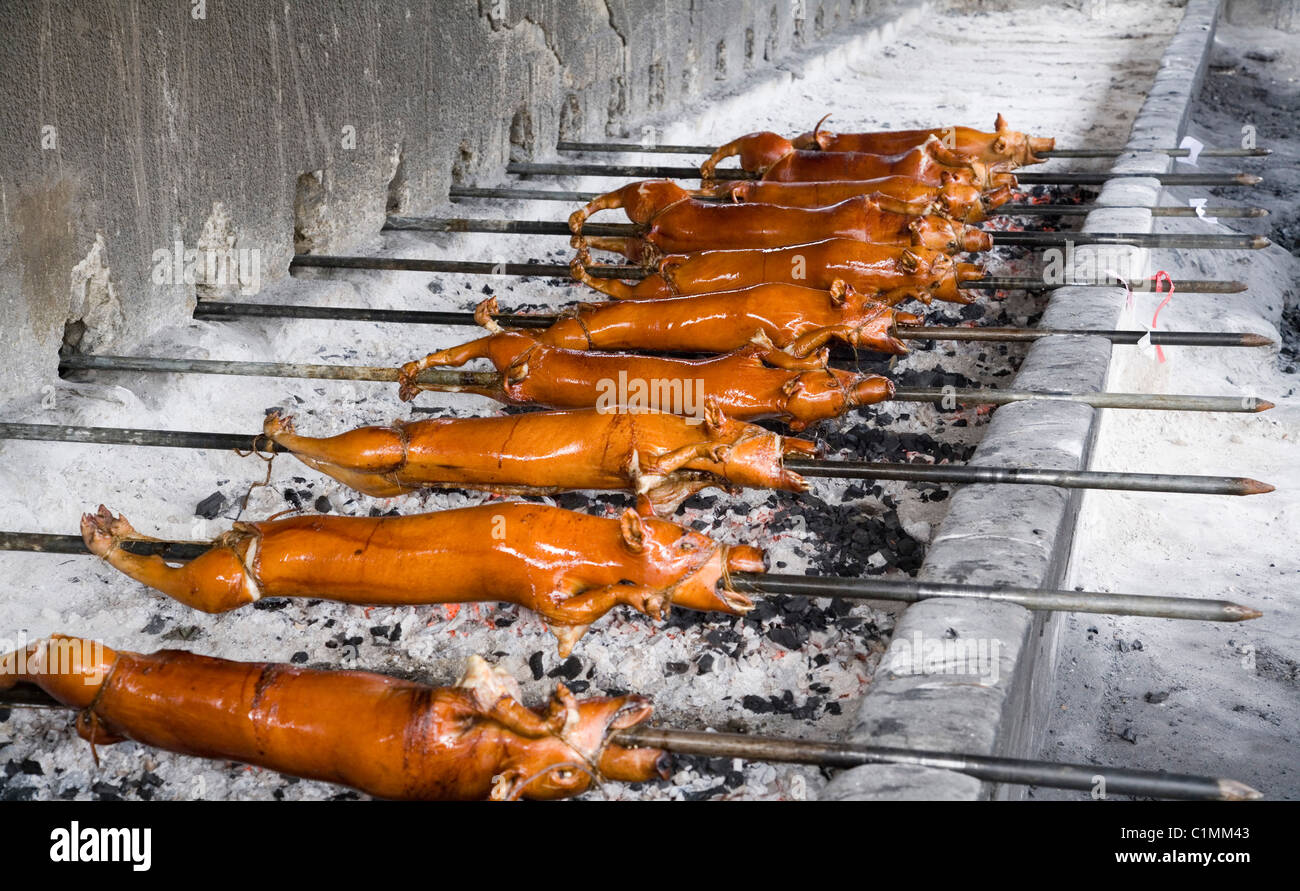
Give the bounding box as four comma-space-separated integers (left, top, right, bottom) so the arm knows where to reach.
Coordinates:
0, 0, 1179, 801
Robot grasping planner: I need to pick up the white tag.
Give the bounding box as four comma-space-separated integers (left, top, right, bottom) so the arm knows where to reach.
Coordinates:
1176, 135, 1204, 166
1136, 330, 1156, 357
1108, 268, 1137, 327
1190, 198, 1218, 225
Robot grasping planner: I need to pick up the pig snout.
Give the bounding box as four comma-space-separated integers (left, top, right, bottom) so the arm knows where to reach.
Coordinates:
960, 226, 993, 252
726, 544, 766, 575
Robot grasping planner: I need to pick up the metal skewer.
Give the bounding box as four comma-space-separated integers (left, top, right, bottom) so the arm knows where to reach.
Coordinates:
57, 354, 1275, 413
288, 254, 1248, 293
0, 422, 1274, 497
555, 139, 1272, 160
610, 726, 1261, 801
0, 681, 1259, 799
0, 532, 1262, 622
190, 300, 1277, 349
991, 203, 1268, 218
384, 215, 1271, 250
448, 185, 1269, 218
505, 161, 1262, 187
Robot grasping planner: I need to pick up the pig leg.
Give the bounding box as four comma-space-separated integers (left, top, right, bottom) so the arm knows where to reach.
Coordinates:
639, 479, 714, 517
569, 254, 653, 300
1, 636, 128, 747
573, 235, 659, 266
786, 324, 908, 358
0, 635, 118, 709
397, 336, 503, 402
537, 583, 676, 655
263, 411, 411, 498
643, 441, 730, 475
482, 694, 571, 740
754, 339, 831, 372
81, 507, 259, 613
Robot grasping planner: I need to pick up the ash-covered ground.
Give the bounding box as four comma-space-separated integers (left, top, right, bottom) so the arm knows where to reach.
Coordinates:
1034, 20, 1300, 800
0, 0, 1180, 801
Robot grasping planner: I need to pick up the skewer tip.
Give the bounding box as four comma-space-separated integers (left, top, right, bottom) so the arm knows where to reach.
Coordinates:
1235, 174, 1263, 186
1241, 334, 1276, 347
1217, 778, 1263, 801
1252, 399, 1275, 413
1223, 604, 1264, 622
1239, 478, 1275, 495
1249, 235, 1272, 250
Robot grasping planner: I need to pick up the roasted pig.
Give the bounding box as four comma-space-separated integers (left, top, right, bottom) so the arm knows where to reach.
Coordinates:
701, 134, 1011, 190
703, 176, 1014, 222
569, 180, 990, 261
791, 113, 1055, 170
1, 639, 667, 800
81, 502, 764, 655
570, 239, 984, 304
264, 402, 816, 514
397, 330, 894, 431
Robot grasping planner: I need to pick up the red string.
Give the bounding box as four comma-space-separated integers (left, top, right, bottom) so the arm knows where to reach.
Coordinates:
1149, 271, 1175, 363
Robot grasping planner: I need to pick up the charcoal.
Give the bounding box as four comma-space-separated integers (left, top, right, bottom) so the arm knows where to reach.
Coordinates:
548, 655, 583, 680
252, 598, 290, 611
683, 783, 730, 801
195, 491, 225, 519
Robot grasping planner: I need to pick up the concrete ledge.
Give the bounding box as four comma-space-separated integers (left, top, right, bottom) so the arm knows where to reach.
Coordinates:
821, 0, 1223, 800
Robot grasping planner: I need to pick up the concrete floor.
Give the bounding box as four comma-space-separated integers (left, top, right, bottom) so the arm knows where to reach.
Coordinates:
1034, 20, 1300, 801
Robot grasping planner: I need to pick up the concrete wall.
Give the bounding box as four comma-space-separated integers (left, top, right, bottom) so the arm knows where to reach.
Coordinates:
0, 0, 886, 410
1225, 0, 1300, 29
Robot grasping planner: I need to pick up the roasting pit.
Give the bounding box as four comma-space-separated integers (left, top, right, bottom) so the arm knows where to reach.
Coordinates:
0, 0, 1284, 802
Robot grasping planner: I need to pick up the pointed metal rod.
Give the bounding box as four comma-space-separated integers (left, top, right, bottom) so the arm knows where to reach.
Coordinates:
1016, 172, 1261, 187
505, 161, 1262, 187
990, 203, 1268, 218
0, 681, 1260, 799
892, 326, 1274, 348
783, 459, 1273, 496
384, 215, 1270, 250
385, 216, 637, 238
451, 185, 604, 202
57, 354, 1275, 414
288, 254, 1247, 293
448, 185, 1269, 218
0, 533, 1263, 623
0, 422, 1273, 497
730, 573, 1263, 621
611, 726, 1261, 801
555, 139, 1272, 160
189, 300, 1276, 349
989, 231, 1268, 250
892, 386, 1272, 413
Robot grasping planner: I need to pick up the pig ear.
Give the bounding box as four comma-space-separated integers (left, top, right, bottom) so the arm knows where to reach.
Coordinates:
619, 508, 646, 554
995, 113, 1008, 132
828, 278, 849, 306
703, 396, 726, 434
